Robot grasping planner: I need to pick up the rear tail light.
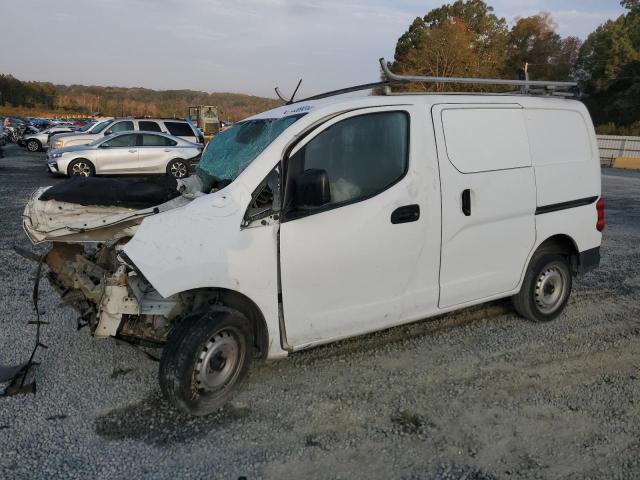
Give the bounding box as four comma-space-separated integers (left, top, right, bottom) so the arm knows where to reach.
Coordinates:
596, 198, 605, 231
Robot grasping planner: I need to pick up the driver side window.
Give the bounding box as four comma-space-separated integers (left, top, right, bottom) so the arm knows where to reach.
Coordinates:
106, 121, 134, 135
287, 111, 409, 213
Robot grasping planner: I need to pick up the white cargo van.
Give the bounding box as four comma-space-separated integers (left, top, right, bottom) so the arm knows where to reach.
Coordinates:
18, 61, 603, 415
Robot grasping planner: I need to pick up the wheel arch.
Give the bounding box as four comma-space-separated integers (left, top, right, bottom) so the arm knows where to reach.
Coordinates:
533, 234, 580, 274
177, 287, 270, 359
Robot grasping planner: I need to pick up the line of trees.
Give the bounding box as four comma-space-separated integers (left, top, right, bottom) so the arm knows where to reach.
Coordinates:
0, 78, 280, 121
0, 75, 56, 109
391, 0, 640, 134
54, 85, 280, 121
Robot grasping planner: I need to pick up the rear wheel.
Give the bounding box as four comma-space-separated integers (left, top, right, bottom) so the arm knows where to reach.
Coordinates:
27, 139, 41, 152
512, 252, 572, 322
167, 159, 189, 179
67, 159, 95, 177
159, 309, 253, 416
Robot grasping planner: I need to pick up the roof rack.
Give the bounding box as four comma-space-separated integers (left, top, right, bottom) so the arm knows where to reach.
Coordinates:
379, 58, 578, 92
292, 58, 579, 104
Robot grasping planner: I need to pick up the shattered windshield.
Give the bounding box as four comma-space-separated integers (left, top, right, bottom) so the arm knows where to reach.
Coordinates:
196, 114, 305, 191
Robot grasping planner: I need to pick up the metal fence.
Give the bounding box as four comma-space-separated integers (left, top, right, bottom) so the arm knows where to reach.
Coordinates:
598, 135, 640, 167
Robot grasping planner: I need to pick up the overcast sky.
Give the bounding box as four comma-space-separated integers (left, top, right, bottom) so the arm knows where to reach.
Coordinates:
1, 0, 626, 98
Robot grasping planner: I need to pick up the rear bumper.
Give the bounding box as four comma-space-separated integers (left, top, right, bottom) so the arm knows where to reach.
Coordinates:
578, 246, 600, 275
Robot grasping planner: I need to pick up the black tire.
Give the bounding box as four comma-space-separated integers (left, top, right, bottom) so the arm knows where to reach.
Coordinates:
159, 309, 253, 416
67, 159, 95, 177
166, 158, 189, 179
27, 139, 41, 152
512, 252, 573, 322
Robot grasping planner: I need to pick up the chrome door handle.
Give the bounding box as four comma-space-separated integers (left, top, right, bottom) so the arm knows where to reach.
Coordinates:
163, 149, 171, 152
128, 149, 137, 153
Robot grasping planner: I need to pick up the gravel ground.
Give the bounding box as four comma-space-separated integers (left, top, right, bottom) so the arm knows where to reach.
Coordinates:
0, 143, 639, 480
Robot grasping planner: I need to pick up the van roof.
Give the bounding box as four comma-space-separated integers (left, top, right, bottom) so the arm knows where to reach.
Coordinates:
247, 92, 585, 122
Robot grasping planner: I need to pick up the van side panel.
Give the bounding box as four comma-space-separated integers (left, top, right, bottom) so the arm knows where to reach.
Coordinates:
524, 104, 602, 255
442, 108, 531, 172
525, 107, 600, 207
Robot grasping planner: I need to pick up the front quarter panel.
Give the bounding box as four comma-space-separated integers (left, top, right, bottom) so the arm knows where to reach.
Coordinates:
122, 186, 283, 357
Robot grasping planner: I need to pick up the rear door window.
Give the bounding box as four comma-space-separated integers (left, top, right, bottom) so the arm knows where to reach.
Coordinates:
139, 121, 162, 132
103, 134, 138, 148
141, 134, 177, 147
165, 121, 194, 137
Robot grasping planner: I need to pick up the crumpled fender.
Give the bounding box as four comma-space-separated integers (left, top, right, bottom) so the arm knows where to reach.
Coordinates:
122, 183, 279, 320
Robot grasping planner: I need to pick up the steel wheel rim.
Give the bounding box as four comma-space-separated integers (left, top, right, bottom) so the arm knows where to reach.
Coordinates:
71, 162, 91, 177
28, 141, 38, 151
170, 161, 188, 178
534, 264, 567, 314
195, 329, 243, 392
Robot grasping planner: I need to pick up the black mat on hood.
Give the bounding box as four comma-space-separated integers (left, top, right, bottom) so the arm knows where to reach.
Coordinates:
39, 176, 180, 208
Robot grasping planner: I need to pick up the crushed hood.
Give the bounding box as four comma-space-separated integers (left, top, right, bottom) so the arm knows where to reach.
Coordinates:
23, 186, 192, 244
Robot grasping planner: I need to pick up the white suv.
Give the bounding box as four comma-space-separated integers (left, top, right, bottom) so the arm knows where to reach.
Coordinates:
50, 117, 203, 149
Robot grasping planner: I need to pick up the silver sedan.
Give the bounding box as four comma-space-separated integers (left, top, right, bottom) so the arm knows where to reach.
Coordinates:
46, 131, 203, 178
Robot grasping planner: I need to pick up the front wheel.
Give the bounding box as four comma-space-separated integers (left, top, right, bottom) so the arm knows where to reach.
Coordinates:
512, 253, 572, 322
167, 159, 189, 179
27, 139, 41, 152
67, 159, 95, 177
159, 309, 253, 416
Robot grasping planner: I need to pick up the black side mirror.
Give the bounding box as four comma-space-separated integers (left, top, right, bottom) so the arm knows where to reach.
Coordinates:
294, 169, 331, 208
104, 131, 112, 136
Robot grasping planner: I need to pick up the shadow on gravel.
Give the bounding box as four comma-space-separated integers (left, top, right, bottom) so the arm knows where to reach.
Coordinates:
95, 391, 252, 446
428, 463, 499, 480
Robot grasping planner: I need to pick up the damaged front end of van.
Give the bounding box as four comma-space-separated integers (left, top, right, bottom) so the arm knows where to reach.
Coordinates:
6, 109, 306, 411
19, 177, 202, 344
2, 178, 195, 395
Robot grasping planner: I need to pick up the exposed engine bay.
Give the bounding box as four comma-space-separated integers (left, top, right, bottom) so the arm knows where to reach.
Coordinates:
20, 175, 210, 346
42, 241, 180, 344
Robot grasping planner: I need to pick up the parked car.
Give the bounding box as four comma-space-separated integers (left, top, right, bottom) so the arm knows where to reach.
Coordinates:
46, 131, 202, 178
50, 117, 204, 150
23, 126, 76, 152
20, 65, 603, 416
16, 125, 41, 146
